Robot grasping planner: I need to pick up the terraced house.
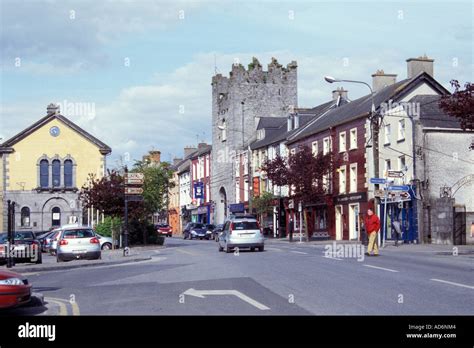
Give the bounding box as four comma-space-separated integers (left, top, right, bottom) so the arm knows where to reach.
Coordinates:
0, 103, 111, 232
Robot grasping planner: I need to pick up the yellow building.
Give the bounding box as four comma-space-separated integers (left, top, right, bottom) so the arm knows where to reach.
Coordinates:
0, 103, 111, 232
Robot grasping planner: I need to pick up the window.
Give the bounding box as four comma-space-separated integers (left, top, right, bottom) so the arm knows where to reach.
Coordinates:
64, 160, 73, 187
232, 221, 259, 230
339, 166, 346, 194
384, 159, 391, 176
52, 160, 61, 187
52, 207, 61, 227
399, 155, 406, 171
290, 148, 296, 155
384, 124, 391, 145
349, 163, 357, 192
314, 208, 327, 230
243, 153, 248, 175
339, 132, 346, 152
350, 128, 357, 149
312, 141, 318, 156
244, 180, 249, 202
323, 137, 330, 155
221, 119, 227, 141
235, 180, 240, 203
21, 207, 30, 227
40, 159, 49, 188
398, 119, 405, 141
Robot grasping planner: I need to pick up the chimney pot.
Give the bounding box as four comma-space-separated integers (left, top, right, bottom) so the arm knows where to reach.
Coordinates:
371, 70, 397, 92
46, 103, 60, 115
406, 55, 434, 79
332, 87, 348, 101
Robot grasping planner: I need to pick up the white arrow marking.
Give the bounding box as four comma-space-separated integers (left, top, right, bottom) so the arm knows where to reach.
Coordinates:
182, 288, 270, 310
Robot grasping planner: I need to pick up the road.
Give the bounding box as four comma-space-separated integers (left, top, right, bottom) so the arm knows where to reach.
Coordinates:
3, 237, 474, 315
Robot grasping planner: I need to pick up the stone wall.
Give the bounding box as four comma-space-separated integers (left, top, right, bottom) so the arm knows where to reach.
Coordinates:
428, 197, 454, 244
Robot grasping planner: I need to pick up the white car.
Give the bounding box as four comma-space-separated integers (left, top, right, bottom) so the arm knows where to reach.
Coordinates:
95, 233, 119, 250
56, 227, 101, 262
218, 217, 264, 253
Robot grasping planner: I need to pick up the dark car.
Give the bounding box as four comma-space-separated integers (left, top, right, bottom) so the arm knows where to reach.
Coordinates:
183, 222, 208, 240
205, 224, 215, 240
0, 231, 42, 264
212, 224, 224, 241
156, 223, 173, 237
37, 230, 55, 252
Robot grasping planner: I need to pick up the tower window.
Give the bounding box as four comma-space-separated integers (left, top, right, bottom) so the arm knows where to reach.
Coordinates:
40, 159, 49, 188
64, 160, 73, 187
52, 160, 61, 187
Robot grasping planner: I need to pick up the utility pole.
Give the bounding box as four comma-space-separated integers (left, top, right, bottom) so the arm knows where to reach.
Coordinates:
123, 166, 129, 256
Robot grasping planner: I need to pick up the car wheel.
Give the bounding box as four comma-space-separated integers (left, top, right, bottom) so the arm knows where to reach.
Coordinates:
35, 256, 43, 264
250, 247, 255, 252
56, 256, 63, 263
218, 245, 224, 252
225, 245, 232, 253
258, 246, 264, 252
102, 243, 112, 250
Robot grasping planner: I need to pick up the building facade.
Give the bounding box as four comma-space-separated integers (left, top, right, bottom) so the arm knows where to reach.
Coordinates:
0, 104, 111, 233
190, 143, 212, 224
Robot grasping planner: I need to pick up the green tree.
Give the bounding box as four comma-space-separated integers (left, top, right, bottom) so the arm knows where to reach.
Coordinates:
95, 216, 122, 237
252, 191, 275, 216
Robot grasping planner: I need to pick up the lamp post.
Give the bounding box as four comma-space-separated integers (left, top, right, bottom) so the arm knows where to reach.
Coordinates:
324, 75, 382, 245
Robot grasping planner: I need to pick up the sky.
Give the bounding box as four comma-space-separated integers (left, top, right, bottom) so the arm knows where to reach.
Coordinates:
1, 0, 472, 168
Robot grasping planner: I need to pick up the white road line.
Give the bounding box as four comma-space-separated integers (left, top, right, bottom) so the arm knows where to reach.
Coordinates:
430, 278, 474, 290
266, 247, 283, 252
363, 264, 399, 273
290, 251, 308, 255
182, 288, 270, 310
322, 256, 343, 261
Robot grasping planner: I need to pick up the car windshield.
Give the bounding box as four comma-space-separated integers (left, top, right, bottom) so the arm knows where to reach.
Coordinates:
232, 221, 259, 230
63, 229, 95, 239
193, 224, 204, 229
206, 224, 215, 229
14, 231, 35, 240
0, 234, 6, 243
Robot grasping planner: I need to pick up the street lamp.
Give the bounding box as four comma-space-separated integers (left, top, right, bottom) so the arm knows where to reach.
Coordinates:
324, 74, 382, 242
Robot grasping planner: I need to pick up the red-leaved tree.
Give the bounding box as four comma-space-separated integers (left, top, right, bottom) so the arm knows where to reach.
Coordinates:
439, 80, 474, 132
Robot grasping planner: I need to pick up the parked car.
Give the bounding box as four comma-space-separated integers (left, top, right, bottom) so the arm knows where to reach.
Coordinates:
156, 223, 173, 237
183, 222, 208, 240
37, 231, 55, 252
0, 269, 32, 309
0, 231, 42, 264
94, 233, 119, 250
205, 224, 215, 240
218, 217, 264, 253
212, 224, 224, 241
56, 227, 101, 262
48, 229, 62, 256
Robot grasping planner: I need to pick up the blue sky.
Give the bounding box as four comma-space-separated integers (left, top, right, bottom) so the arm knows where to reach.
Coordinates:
1, 0, 472, 167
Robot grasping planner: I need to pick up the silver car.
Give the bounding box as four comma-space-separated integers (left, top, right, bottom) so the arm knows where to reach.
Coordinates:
95, 233, 119, 250
56, 227, 101, 262
218, 218, 264, 253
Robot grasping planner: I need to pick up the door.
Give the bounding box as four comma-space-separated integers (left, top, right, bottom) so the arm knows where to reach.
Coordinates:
335, 205, 342, 240
453, 206, 466, 245
349, 203, 359, 240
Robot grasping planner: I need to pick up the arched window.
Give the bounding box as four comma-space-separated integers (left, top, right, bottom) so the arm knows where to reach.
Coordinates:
21, 207, 30, 227
52, 160, 61, 187
64, 160, 73, 187
52, 207, 61, 227
40, 159, 49, 188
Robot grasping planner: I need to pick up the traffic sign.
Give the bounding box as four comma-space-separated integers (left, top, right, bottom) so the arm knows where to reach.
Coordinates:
126, 195, 144, 202
370, 178, 386, 184
388, 185, 410, 191
125, 187, 143, 195
387, 170, 404, 178
125, 173, 144, 185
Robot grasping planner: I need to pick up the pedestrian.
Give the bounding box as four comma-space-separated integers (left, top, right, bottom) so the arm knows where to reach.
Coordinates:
288, 217, 294, 242
392, 219, 402, 247
364, 208, 380, 256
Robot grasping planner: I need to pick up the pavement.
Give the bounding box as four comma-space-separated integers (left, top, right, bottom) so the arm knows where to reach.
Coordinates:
1, 237, 473, 315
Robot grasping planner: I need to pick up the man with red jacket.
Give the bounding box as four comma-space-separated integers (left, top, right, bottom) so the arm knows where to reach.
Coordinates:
364, 208, 381, 256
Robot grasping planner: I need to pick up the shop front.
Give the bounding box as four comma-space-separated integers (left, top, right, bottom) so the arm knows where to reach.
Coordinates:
333, 192, 368, 241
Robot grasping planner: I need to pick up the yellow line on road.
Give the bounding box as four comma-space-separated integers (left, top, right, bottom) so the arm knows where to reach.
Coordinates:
46, 298, 68, 316
47, 297, 81, 315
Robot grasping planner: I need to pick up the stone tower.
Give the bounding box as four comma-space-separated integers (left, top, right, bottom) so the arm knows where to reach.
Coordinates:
211, 57, 298, 224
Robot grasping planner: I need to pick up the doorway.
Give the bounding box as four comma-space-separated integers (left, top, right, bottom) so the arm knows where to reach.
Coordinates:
349, 203, 359, 240
335, 205, 342, 240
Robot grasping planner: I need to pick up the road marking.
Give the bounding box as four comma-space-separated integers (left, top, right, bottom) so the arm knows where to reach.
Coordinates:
176, 248, 200, 256
290, 251, 308, 255
45, 298, 68, 315
363, 264, 399, 273
322, 256, 343, 261
266, 247, 282, 252
46, 297, 81, 315
430, 278, 474, 290
182, 288, 270, 310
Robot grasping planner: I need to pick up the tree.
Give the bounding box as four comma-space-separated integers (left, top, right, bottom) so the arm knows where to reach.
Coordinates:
439, 80, 474, 131
262, 145, 334, 239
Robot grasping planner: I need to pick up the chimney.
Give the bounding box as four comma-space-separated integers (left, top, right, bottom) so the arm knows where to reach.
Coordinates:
294, 114, 300, 129
198, 142, 208, 149
332, 87, 348, 101
406, 55, 434, 79
173, 157, 183, 166
46, 103, 60, 115
148, 150, 161, 164
184, 146, 197, 158
371, 70, 397, 92
287, 115, 293, 132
